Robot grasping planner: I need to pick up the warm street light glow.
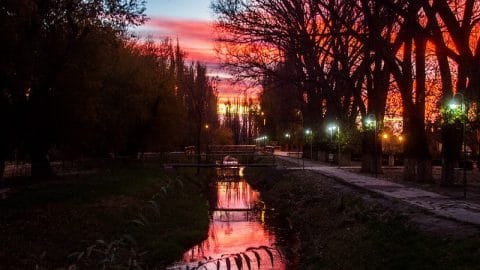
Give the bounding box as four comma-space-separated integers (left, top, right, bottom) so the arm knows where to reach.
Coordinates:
205, 124, 209, 129
285, 133, 291, 138
398, 135, 404, 142
382, 133, 389, 139
305, 128, 312, 135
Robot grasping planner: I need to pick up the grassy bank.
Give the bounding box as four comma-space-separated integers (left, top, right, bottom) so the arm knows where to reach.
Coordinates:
249, 169, 480, 270
0, 165, 210, 269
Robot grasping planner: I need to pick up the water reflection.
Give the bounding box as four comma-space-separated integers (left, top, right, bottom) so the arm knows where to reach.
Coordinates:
168, 168, 285, 270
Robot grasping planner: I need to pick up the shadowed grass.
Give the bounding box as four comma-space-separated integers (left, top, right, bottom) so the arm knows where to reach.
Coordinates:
248, 169, 480, 270
0, 164, 210, 269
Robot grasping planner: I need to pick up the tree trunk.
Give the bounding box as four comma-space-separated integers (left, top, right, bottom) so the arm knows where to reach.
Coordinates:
0, 139, 6, 179
360, 130, 382, 174
196, 124, 202, 175
0, 157, 5, 180
401, 33, 432, 182
441, 124, 462, 185
30, 145, 52, 180
402, 111, 432, 182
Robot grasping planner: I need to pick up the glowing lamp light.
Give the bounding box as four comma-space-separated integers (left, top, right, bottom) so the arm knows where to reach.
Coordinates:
398, 135, 404, 142
327, 124, 338, 132
364, 114, 377, 128
448, 101, 459, 110
305, 129, 312, 135
255, 136, 268, 141
448, 93, 465, 112
382, 133, 389, 139
285, 133, 291, 138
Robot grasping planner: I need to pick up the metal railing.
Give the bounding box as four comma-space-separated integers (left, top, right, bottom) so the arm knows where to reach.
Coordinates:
165, 151, 276, 167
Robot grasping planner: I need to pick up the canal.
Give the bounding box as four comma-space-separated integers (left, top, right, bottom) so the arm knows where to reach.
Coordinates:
168, 167, 286, 270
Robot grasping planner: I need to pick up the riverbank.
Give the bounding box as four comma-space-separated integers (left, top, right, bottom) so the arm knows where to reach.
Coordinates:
248, 168, 480, 269
0, 165, 210, 269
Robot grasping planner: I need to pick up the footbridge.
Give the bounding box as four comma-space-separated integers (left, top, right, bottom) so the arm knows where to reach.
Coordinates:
164, 145, 276, 169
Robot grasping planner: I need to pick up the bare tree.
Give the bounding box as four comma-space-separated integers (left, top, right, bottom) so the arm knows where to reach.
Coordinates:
420, 0, 480, 184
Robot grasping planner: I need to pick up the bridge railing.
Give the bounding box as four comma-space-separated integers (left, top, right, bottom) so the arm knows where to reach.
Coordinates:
165, 151, 275, 167
207, 145, 257, 153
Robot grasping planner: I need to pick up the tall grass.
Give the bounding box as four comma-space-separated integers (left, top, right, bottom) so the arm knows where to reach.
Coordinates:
1, 166, 210, 269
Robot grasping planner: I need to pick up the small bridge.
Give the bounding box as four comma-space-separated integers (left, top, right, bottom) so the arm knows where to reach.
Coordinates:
164, 145, 276, 169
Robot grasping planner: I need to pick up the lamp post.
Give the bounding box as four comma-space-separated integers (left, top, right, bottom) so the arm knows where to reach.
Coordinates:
382, 133, 394, 166
337, 126, 340, 167
327, 123, 340, 166
285, 132, 291, 151
304, 128, 312, 169
204, 123, 210, 161
365, 114, 378, 177
449, 93, 467, 199
305, 129, 312, 158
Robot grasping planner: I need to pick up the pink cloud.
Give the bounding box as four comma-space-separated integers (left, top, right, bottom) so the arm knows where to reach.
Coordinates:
140, 16, 217, 65
136, 16, 259, 100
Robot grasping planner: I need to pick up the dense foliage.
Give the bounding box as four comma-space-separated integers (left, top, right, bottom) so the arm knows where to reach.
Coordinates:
0, 0, 219, 179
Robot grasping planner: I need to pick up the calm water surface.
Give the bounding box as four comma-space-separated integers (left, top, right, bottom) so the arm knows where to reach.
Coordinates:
168, 167, 286, 270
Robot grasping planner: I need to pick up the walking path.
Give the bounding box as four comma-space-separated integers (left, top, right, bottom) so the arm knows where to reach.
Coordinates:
276, 154, 480, 226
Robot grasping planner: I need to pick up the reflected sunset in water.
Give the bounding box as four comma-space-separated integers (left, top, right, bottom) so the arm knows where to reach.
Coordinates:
169, 169, 285, 270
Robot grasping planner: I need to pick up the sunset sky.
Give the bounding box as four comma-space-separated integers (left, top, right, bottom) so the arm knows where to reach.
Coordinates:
135, 0, 251, 102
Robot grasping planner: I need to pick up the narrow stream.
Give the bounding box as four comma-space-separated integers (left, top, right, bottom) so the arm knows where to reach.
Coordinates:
168, 167, 286, 270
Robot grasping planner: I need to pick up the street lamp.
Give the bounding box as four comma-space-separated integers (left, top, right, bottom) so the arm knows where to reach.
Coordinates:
204, 123, 210, 158
304, 128, 313, 169
285, 132, 291, 151
365, 114, 378, 177
254, 135, 268, 148
328, 125, 335, 142
382, 132, 394, 166
327, 123, 340, 166
449, 92, 467, 199
305, 128, 313, 159
381, 132, 389, 153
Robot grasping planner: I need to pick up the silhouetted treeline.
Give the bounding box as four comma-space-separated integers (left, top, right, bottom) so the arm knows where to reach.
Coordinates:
213, 0, 480, 183
0, 0, 218, 179
223, 97, 258, 144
